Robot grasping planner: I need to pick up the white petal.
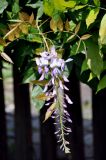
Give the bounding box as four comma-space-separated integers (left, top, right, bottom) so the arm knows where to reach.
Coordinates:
35, 58, 40, 65
45, 103, 51, 106
65, 58, 73, 63
43, 85, 48, 93
64, 85, 69, 90
59, 80, 64, 89
51, 46, 57, 57
39, 73, 45, 81
40, 51, 49, 57
65, 94, 73, 104
50, 58, 57, 68
63, 75, 69, 82
40, 57, 48, 65
52, 77, 55, 84
52, 89, 56, 95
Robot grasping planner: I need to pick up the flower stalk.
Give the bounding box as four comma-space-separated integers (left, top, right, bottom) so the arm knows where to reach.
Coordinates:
35, 46, 73, 153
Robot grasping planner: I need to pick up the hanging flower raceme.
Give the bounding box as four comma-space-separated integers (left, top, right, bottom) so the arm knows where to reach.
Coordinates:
35, 46, 73, 153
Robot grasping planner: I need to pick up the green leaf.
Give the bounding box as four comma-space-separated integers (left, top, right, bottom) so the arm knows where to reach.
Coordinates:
103, 61, 106, 70
80, 0, 88, 4
37, 5, 43, 19
0, 0, 8, 14
74, 5, 87, 10
26, 1, 43, 19
31, 80, 49, 86
88, 72, 96, 82
86, 8, 99, 28
97, 75, 106, 92
99, 14, 106, 45
27, 34, 42, 43
86, 40, 103, 77
70, 40, 84, 55
22, 67, 36, 83
93, 0, 100, 6
44, 0, 76, 17
12, 2, 20, 14
26, 1, 43, 8
31, 86, 45, 110
81, 59, 89, 73
54, 0, 76, 10
0, 45, 4, 52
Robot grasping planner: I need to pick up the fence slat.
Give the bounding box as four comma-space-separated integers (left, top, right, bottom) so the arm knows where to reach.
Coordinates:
92, 89, 106, 160
13, 66, 33, 160
40, 107, 57, 160
68, 68, 85, 160
0, 62, 8, 160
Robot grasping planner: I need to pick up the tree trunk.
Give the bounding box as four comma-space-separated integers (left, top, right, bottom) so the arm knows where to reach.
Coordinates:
67, 68, 85, 160
13, 66, 33, 160
0, 62, 8, 160
40, 106, 57, 160
92, 89, 106, 160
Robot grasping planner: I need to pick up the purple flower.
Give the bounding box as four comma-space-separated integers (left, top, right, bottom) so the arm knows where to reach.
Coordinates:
52, 67, 61, 77
35, 46, 73, 154
38, 66, 43, 74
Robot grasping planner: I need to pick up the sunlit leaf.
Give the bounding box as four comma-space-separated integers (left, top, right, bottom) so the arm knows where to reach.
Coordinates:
31, 80, 49, 86
97, 75, 106, 92
93, 0, 100, 6
19, 23, 29, 34
57, 18, 63, 31
44, 102, 56, 122
29, 13, 34, 24
80, 34, 92, 40
67, 34, 75, 41
99, 14, 106, 45
0, 0, 8, 14
86, 8, 99, 28
19, 12, 30, 21
74, 5, 87, 10
44, 0, 76, 17
35, 48, 44, 55
35, 93, 53, 101
4, 23, 20, 39
88, 72, 96, 81
86, 40, 103, 77
75, 22, 81, 34
50, 19, 57, 32
0, 45, 4, 52
65, 19, 70, 31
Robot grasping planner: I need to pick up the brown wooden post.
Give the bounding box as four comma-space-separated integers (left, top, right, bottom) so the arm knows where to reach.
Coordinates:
13, 66, 33, 160
67, 68, 85, 160
40, 106, 57, 160
0, 62, 8, 160
92, 89, 106, 160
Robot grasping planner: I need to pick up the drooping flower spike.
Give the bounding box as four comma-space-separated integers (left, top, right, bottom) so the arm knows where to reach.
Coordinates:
35, 46, 73, 153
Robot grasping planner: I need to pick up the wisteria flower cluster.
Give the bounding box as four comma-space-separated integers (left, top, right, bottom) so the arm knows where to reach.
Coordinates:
35, 46, 73, 153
